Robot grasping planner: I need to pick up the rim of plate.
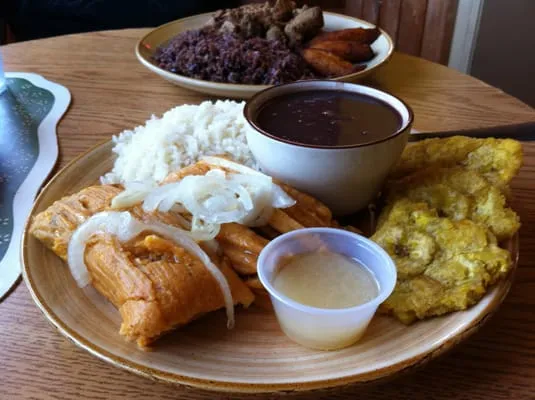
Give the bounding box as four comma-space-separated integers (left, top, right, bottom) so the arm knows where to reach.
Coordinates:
21, 139, 518, 394
134, 11, 395, 91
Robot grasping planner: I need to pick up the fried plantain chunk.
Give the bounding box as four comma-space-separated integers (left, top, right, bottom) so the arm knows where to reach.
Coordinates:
391, 136, 523, 188
384, 167, 520, 241
309, 40, 374, 62
310, 27, 381, 46
372, 200, 512, 324
302, 48, 361, 77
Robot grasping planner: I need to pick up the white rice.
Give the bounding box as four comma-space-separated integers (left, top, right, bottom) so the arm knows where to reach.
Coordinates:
100, 100, 257, 185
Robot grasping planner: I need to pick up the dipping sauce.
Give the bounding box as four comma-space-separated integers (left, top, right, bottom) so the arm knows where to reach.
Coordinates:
273, 251, 379, 309
254, 90, 402, 147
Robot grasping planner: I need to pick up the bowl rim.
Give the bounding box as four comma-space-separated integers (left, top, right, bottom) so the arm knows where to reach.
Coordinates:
257, 227, 397, 314
243, 80, 414, 150
134, 11, 395, 90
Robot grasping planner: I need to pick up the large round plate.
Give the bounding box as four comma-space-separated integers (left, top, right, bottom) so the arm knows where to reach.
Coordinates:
22, 141, 518, 394
135, 12, 394, 99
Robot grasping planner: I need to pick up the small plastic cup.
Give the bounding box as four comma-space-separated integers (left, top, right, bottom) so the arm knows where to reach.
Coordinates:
257, 228, 396, 351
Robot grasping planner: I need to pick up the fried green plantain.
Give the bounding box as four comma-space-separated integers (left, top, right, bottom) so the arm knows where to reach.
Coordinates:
384, 167, 520, 241
391, 136, 523, 188
372, 200, 512, 324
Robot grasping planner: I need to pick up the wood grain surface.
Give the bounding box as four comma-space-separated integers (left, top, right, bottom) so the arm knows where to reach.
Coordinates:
1, 29, 535, 400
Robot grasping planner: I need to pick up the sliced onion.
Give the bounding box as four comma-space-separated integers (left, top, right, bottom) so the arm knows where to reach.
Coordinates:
68, 211, 235, 328
271, 184, 296, 208
111, 181, 157, 209
202, 156, 266, 177
143, 182, 183, 213
139, 159, 296, 241
203, 156, 296, 209
190, 216, 221, 241
230, 174, 273, 226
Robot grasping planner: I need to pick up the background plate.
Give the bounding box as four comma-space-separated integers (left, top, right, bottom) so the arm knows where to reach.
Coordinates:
22, 141, 517, 395
136, 12, 394, 99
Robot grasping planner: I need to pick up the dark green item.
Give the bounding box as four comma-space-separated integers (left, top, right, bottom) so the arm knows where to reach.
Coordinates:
0, 78, 54, 260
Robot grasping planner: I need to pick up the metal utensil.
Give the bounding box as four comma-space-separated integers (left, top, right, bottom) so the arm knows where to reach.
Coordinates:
409, 121, 535, 142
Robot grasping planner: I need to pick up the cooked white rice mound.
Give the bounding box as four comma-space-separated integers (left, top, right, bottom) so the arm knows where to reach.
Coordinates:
100, 100, 256, 185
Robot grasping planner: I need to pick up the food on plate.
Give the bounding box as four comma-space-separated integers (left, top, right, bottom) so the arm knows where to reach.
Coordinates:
28, 92, 523, 348
217, 223, 269, 275
391, 136, 523, 188
372, 200, 511, 324
31, 197, 256, 347
159, 157, 338, 278
308, 41, 375, 63
253, 89, 401, 146
373, 137, 522, 324
257, 227, 396, 350
83, 225, 254, 348
31, 185, 123, 259
101, 101, 256, 185
383, 167, 520, 241
304, 27, 380, 72
207, 0, 323, 44
309, 27, 381, 46
301, 48, 361, 77
273, 251, 379, 309
153, 1, 382, 84
30, 154, 350, 347
284, 6, 324, 45
276, 182, 333, 227
154, 28, 318, 85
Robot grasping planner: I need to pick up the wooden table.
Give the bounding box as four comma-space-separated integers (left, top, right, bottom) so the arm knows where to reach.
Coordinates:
1, 30, 534, 400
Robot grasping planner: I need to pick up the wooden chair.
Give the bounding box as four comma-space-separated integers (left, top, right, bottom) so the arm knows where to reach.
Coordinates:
242, 0, 459, 65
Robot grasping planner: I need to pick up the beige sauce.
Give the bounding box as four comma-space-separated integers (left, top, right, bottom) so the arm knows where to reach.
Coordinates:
273, 251, 379, 309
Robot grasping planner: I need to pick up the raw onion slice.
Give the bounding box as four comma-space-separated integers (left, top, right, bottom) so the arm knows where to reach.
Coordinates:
202, 156, 266, 177
271, 183, 296, 208
202, 156, 295, 209
111, 181, 157, 209
142, 182, 183, 213
67, 211, 235, 328
178, 172, 251, 224
190, 217, 221, 241
143, 165, 295, 230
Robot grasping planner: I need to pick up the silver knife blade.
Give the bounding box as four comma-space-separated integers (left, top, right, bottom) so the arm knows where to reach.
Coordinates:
409, 121, 535, 142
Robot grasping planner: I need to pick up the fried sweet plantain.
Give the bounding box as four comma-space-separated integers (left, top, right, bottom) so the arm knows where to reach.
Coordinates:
309, 40, 374, 62
310, 27, 381, 46
372, 200, 512, 324
302, 48, 360, 76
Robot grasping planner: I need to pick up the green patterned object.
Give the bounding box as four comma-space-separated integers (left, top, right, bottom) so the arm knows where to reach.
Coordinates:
0, 78, 54, 260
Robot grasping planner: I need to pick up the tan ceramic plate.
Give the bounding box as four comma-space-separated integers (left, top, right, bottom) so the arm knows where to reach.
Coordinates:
22, 141, 518, 395
135, 12, 394, 99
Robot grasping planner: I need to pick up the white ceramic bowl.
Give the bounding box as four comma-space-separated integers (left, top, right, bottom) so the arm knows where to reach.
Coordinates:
257, 228, 397, 351
244, 80, 413, 216
135, 12, 394, 99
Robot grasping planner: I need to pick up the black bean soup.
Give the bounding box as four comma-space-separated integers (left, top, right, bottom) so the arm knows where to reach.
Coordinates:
254, 90, 402, 147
